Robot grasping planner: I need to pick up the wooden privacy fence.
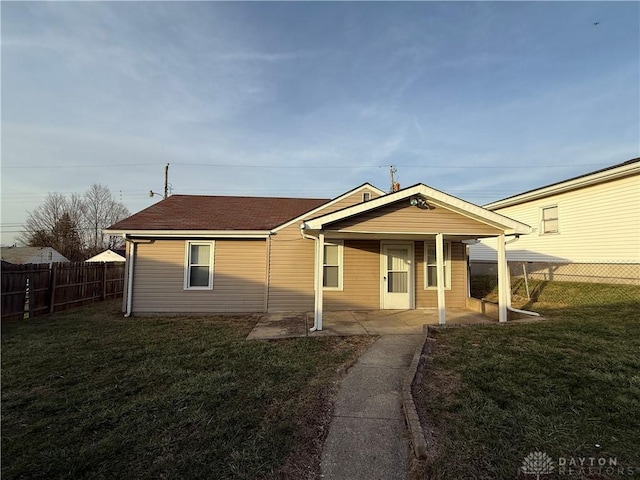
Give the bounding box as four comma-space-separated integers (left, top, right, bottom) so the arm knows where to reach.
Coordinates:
1, 262, 125, 322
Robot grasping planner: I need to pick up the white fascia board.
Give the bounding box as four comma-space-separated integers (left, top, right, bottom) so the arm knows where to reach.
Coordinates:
271, 183, 386, 233
103, 229, 271, 238
484, 161, 640, 210
325, 230, 505, 238
303, 184, 531, 235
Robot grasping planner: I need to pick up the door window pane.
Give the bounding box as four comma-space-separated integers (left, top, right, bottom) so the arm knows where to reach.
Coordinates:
388, 272, 408, 293
387, 248, 408, 270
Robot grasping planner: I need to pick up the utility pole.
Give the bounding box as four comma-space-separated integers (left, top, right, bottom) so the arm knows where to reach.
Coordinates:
149, 163, 171, 199
164, 163, 169, 199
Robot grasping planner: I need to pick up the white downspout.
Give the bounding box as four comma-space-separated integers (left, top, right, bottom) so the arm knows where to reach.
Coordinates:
309, 234, 319, 332
435, 233, 446, 325
124, 238, 136, 317
314, 231, 325, 331
497, 234, 508, 323
502, 235, 540, 318
301, 223, 320, 331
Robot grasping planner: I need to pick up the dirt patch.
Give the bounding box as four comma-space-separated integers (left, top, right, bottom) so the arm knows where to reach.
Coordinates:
272, 336, 376, 480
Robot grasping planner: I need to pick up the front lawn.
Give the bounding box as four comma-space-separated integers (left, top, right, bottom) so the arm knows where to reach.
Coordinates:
412, 285, 640, 479
1, 301, 373, 480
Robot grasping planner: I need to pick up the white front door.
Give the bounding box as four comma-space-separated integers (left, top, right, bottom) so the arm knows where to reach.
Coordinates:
381, 243, 413, 309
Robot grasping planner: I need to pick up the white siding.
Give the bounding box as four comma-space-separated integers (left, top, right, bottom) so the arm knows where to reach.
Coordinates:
471, 174, 640, 263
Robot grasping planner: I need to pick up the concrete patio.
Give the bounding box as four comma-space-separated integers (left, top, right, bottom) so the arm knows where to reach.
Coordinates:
246, 309, 495, 340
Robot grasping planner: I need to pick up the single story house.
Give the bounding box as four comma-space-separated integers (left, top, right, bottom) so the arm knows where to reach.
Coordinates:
85, 249, 126, 263
0, 246, 69, 265
105, 183, 531, 327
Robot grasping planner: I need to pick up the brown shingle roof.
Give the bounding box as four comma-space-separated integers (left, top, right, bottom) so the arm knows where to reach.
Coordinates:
107, 195, 330, 231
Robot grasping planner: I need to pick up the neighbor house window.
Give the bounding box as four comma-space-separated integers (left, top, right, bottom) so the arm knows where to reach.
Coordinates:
424, 241, 451, 289
363, 192, 371, 202
184, 241, 214, 289
541, 206, 559, 234
323, 241, 343, 290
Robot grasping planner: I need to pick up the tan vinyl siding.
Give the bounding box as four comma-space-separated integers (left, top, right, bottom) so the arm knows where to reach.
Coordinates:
415, 241, 467, 308
132, 239, 266, 313
268, 189, 379, 312
328, 200, 502, 235
267, 224, 315, 311
471, 174, 640, 263
324, 187, 383, 213
325, 240, 380, 310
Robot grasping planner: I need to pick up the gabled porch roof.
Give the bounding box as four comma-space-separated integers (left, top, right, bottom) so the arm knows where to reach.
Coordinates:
302, 183, 531, 236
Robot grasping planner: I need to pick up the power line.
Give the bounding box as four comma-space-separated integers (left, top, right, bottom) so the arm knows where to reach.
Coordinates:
2, 163, 159, 169
2, 162, 610, 170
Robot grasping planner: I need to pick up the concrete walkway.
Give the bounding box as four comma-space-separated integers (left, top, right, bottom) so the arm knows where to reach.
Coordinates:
320, 334, 423, 480
246, 309, 493, 340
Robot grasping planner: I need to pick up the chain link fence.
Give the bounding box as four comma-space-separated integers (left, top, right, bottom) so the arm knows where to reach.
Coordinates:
470, 261, 640, 309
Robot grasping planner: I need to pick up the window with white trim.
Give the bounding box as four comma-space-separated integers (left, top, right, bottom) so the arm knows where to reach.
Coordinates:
424, 241, 451, 289
362, 192, 371, 202
184, 241, 214, 289
323, 241, 343, 290
541, 206, 559, 234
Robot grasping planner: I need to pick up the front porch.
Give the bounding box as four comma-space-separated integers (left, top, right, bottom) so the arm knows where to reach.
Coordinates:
298, 184, 531, 331
246, 309, 495, 340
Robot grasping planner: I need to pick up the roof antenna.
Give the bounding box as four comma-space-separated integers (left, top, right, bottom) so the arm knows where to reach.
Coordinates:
389, 165, 400, 193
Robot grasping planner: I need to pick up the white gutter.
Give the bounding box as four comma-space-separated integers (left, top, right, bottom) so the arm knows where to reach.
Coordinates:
103, 229, 271, 238
505, 234, 521, 245
484, 160, 639, 210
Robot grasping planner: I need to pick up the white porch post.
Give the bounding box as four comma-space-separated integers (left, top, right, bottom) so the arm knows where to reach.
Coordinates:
497, 233, 508, 323
436, 233, 446, 325
314, 232, 325, 331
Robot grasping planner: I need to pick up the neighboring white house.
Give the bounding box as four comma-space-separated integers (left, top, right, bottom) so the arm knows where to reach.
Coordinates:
85, 249, 126, 263
470, 158, 640, 265
0, 246, 70, 264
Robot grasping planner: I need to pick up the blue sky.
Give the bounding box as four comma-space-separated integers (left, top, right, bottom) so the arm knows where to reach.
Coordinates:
2, 1, 639, 245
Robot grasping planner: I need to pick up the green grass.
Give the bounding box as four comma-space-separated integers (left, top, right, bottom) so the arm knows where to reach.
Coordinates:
472, 275, 640, 311
412, 283, 640, 479
1, 301, 373, 480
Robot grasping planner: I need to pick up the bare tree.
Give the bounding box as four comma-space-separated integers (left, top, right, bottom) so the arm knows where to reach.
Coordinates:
20, 185, 130, 259
19, 193, 81, 248
83, 184, 129, 256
